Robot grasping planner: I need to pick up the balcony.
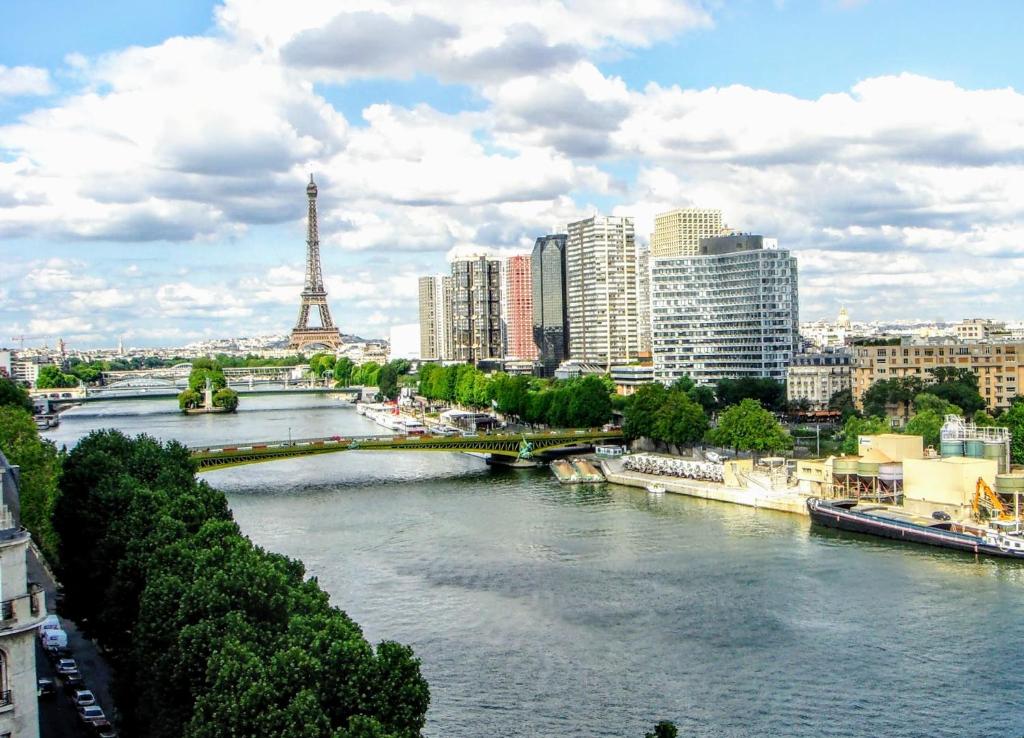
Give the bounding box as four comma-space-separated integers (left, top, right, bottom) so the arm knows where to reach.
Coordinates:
0, 584, 44, 630
0, 690, 10, 709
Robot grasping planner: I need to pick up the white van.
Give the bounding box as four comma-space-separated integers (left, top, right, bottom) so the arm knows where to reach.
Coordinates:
41, 629, 68, 649
38, 614, 60, 639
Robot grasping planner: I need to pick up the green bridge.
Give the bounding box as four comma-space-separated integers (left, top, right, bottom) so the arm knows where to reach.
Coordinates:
190, 429, 626, 470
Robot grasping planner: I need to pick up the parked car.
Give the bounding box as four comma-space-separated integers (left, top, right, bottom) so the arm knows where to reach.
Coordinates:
77, 704, 106, 726
91, 720, 118, 738
72, 689, 97, 707
56, 658, 78, 675
61, 671, 84, 692
36, 678, 55, 698
37, 614, 60, 639
46, 644, 71, 662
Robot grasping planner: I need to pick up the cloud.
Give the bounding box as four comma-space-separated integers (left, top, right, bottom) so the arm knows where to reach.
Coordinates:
0, 65, 53, 96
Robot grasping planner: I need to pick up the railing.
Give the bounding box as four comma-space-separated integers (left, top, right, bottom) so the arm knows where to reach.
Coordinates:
0, 586, 44, 627
0, 690, 11, 708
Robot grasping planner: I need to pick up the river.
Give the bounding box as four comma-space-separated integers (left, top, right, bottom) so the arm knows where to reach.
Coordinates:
47, 395, 1024, 738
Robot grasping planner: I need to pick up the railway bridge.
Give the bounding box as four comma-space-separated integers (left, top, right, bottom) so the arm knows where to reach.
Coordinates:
190, 429, 625, 470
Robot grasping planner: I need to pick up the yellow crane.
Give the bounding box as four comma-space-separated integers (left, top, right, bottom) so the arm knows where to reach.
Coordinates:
972, 477, 1014, 521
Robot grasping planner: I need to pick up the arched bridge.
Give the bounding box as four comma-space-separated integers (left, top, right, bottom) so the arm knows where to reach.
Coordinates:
190, 429, 625, 470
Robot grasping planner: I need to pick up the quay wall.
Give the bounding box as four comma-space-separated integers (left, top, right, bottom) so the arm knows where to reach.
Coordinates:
601, 462, 809, 516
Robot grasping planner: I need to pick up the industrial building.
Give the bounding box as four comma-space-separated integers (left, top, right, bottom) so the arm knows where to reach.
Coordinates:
651, 234, 799, 385
852, 337, 1024, 412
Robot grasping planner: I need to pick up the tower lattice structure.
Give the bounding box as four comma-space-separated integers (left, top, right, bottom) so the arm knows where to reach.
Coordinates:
288, 175, 343, 351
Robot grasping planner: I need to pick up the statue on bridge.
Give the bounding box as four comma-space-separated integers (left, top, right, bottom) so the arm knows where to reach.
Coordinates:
518, 436, 534, 460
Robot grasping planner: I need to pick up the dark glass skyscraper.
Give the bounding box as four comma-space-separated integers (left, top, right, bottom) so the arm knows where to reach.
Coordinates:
531, 234, 569, 375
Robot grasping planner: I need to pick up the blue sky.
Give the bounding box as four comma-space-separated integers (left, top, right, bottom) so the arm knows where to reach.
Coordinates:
2, 0, 1024, 347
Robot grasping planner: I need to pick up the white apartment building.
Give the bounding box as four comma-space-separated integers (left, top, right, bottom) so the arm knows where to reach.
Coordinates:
786, 350, 852, 410
0, 452, 46, 738
652, 235, 799, 385
566, 215, 640, 368
636, 244, 652, 356
651, 208, 725, 258
418, 275, 452, 361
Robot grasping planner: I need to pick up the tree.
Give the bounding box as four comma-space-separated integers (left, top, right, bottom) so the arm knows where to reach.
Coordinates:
0, 376, 33, 412
566, 375, 612, 427
377, 364, 400, 400
645, 721, 679, 738
827, 388, 858, 420
623, 383, 669, 440
839, 415, 890, 455
653, 391, 708, 447
0, 406, 61, 562
904, 409, 944, 448
861, 377, 922, 419
912, 392, 960, 417
188, 361, 227, 392
178, 389, 202, 410
707, 399, 791, 455
333, 357, 355, 387
927, 369, 985, 415
714, 378, 786, 412
212, 388, 239, 413
1002, 401, 1024, 465
36, 364, 78, 389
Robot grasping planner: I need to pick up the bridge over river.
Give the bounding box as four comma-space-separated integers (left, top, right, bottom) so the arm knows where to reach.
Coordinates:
190, 429, 625, 470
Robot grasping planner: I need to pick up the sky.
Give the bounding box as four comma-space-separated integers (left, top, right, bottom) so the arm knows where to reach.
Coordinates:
2, 0, 1024, 349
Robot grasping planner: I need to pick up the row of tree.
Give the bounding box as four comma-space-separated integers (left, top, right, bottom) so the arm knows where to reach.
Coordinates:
622, 380, 792, 455
177, 359, 239, 412
54, 430, 430, 738
416, 363, 614, 428
0, 378, 61, 563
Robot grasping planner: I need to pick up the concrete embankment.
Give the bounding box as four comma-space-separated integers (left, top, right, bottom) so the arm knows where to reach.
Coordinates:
601, 460, 809, 516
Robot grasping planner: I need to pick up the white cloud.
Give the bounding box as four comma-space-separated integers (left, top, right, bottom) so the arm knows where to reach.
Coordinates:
0, 65, 52, 97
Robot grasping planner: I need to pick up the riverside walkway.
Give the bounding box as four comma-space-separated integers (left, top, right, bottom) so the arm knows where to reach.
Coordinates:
190, 429, 625, 470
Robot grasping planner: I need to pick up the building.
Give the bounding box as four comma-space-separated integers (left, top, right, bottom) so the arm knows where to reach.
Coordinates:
418, 275, 452, 361
652, 234, 799, 386
0, 351, 10, 378
501, 255, 538, 361
852, 337, 1024, 412
0, 451, 46, 738
451, 256, 503, 364
566, 216, 640, 368
650, 208, 724, 258
786, 349, 852, 410
531, 234, 569, 375
610, 364, 654, 396
955, 318, 1008, 341
636, 244, 652, 356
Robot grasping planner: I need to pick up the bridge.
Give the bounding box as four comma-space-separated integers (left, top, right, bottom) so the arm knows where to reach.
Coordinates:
190, 429, 626, 470
78, 385, 360, 403
99, 364, 310, 390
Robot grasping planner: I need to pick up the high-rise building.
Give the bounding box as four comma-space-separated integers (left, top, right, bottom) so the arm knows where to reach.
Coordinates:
651, 208, 724, 258
501, 255, 538, 361
531, 234, 569, 375
418, 275, 452, 361
652, 234, 799, 385
636, 243, 652, 356
451, 256, 503, 364
566, 215, 640, 368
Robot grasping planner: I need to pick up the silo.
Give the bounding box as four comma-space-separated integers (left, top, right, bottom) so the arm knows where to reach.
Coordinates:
939, 439, 964, 457
965, 439, 985, 458
995, 473, 1024, 496
984, 441, 1007, 473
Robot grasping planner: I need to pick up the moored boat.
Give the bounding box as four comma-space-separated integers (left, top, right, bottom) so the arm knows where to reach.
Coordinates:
807, 497, 1024, 559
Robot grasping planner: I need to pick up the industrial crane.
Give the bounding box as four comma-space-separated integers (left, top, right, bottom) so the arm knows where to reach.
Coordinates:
972, 478, 1013, 521
10, 335, 48, 350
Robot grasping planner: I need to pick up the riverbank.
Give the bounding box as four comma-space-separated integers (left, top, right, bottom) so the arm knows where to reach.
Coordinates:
601, 457, 809, 516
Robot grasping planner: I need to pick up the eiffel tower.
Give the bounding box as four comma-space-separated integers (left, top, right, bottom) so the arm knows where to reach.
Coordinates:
288, 175, 343, 351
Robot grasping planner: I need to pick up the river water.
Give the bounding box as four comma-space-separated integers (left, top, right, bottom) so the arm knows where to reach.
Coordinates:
48, 395, 1024, 738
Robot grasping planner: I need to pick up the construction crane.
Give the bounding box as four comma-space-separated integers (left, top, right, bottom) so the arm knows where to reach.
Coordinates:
10, 335, 48, 350
973, 478, 1013, 521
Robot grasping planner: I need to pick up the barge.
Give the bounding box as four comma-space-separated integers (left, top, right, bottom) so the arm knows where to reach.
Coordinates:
807, 497, 1024, 559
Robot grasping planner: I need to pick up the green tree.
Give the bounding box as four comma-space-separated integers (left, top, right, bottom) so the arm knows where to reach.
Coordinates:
188, 360, 227, 392
333, 357, 355, 387
904, 409, 944, 448
0, 376, 33, 412
623, 383, 669, 440
212, 388, 239, 412
0, 406, 61, 562
839, 415, 891, 455
707, 399, 792, 456
653, 391, 709, 447
178, 389, 202, 410
377, 364, 400, 400
714, 377, 786, 411
645, 721, 679, 738
36, 364, 78, 389
926, 367, 985, 415
912, 392, 960, 416
827, 388, 857, 420
861, 377, 923, 419
566, 375, 612, 427
1002, 401, 1024, 465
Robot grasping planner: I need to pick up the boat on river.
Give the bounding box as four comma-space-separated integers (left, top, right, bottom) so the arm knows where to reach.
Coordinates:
807, 497, 1024, 559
